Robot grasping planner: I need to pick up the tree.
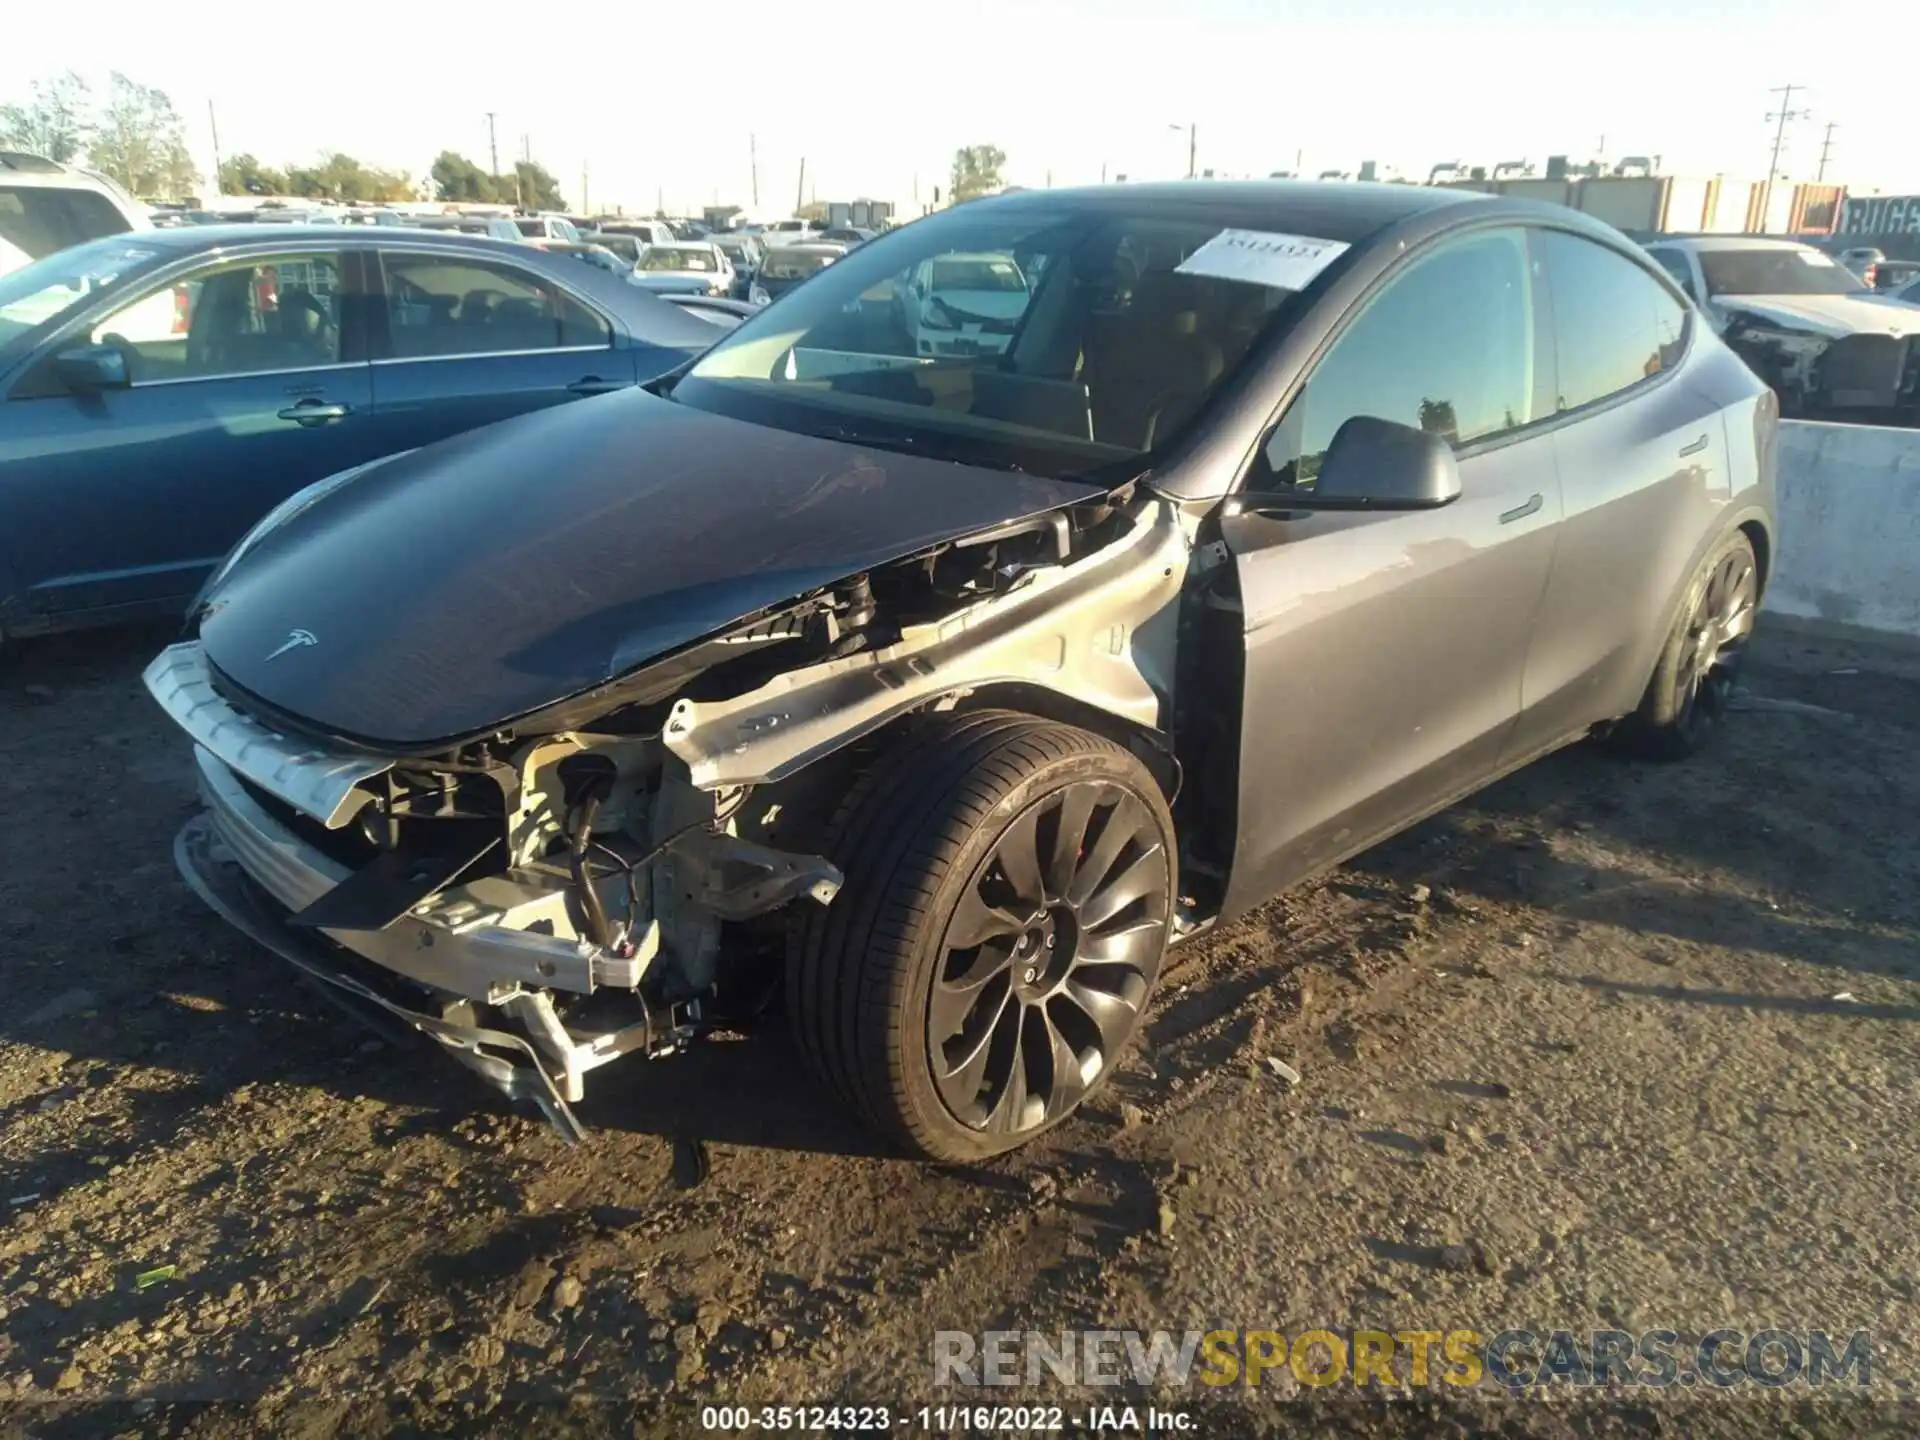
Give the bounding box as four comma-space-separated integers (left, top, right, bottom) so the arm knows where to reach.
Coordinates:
431, 150, 500, 203
280, 152, 413, 202
218, 153, 288, 196
430, 151, 561, 209
950, 145, 1006, 204
87, 73, 197, 199
1417, 397, 1458, 441
0, 71, 93, 164
513, 159, 564, 210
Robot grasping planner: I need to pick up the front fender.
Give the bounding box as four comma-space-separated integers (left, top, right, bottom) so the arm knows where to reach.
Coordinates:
662, 501, 1192, 790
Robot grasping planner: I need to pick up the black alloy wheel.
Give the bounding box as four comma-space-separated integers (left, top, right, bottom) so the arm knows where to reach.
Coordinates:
790, 711, 1176, 1161
1673, 538, 1758, 740
928, 779, 1170, 1137
1615, 529, 1760, 760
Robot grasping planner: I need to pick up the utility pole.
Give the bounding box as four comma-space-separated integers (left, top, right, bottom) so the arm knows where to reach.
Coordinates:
1760, 84, 1809, 233
1816, 121, 1837, 183
795, 156, 806, 216
1168, 123, 1197, 179
750, 133, 759, 208
208, 100, 223, 195
486, 112, 499, 183
1100, 161, 1107, 184
581, 162, 589, 215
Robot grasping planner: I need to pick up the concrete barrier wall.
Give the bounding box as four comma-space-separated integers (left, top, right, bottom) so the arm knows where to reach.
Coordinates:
1769, 420, 1920, 639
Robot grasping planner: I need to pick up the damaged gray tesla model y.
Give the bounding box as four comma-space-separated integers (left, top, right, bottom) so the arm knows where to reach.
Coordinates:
148, 181, 1776, 1160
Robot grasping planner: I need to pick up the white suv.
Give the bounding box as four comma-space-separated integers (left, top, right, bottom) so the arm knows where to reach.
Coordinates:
0, 151, 151, 277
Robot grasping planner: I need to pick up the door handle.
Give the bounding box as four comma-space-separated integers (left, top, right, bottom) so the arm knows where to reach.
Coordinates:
1498, 492, 1544, 525
276, 401, 350, 426
1679, 434, 1710, 458
566, 376, 628, 396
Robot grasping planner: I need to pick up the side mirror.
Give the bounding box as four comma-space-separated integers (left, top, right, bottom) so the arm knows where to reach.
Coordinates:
1239, 415, 1462, 514
55, 343, 131, 395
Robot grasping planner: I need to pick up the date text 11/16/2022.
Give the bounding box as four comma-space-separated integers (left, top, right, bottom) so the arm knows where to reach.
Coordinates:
699, 1405, 1194, 1432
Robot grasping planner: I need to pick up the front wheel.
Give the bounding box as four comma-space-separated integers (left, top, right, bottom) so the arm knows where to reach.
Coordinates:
1613, 530, 1758, 760
790, 711, 1175, 1161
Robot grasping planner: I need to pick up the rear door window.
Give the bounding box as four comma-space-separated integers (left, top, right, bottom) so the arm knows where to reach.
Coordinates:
1537, 230, 1687, 413
379, 254, 612, 358
0, 186, 132, 272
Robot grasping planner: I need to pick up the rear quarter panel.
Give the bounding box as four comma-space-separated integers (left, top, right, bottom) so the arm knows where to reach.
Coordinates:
1619, 341, 1776, 711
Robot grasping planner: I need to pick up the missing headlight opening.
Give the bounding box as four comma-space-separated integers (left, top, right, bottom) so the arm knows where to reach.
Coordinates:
148, 489, 1192, 1147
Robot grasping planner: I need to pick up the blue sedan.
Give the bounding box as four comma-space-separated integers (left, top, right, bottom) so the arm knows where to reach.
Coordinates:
0, 226, 725, 638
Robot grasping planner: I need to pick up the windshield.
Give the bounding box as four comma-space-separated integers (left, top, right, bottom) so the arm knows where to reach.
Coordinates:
640, 247, 718, 272
590, 234, 640, 263
762, 250, 838, 279
676, 203, 1306, 480
1700, 247, 1868, 297
0, 235, 163, 363
932, 257, 1026, 292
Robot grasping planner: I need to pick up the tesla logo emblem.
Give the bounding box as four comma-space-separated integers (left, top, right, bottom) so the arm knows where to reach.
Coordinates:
265, 629, 317, 661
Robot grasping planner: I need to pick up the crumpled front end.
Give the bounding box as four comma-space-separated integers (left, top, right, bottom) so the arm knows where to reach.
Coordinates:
147, 641, 841, 1139
147, 494, 1193, 1139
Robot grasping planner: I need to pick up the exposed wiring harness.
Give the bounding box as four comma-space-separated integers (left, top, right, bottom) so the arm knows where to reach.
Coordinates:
565, 786, 753, 957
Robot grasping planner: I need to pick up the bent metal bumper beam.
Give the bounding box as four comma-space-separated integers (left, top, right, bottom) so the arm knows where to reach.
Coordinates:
146, 643, 679, 1140
173, 751, 680, 1137
173, 814, 588, 1142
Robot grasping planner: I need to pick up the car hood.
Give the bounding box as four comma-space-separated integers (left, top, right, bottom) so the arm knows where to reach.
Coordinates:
1711, 292, 1920, 339
198, 388, 1101, 749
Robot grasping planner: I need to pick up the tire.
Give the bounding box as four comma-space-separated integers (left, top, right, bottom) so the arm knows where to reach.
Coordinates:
1612, 530, 1759, 761
790, 710, 1175, 1161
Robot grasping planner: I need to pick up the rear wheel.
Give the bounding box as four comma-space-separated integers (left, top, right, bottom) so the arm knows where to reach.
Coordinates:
790, 711, 1174, 1161
1614, 530, 1758, 760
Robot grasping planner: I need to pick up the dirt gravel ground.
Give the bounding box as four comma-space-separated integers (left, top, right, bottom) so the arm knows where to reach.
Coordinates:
1, 619, 1917, 1438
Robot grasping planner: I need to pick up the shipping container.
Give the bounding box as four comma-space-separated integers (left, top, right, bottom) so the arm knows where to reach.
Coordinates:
1500, 178, 1574, 206
1575, 176, 1668, 231
1790, 184, 1843, 234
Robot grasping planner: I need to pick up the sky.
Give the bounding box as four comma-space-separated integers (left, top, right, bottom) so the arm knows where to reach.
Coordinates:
7, 0, 1917, 215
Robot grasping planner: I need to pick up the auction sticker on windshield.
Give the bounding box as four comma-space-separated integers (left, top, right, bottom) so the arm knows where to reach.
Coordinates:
1176, 229, 1350, 290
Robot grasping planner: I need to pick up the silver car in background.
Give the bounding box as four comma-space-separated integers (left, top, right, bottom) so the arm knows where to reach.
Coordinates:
1643, 235, 1920, 416
629, 241, 734, 297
